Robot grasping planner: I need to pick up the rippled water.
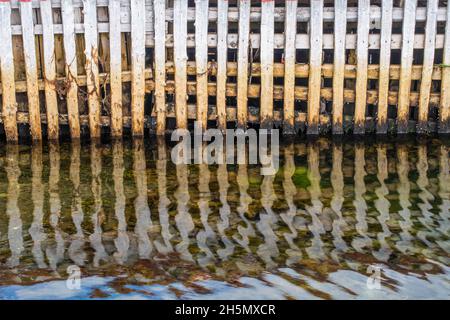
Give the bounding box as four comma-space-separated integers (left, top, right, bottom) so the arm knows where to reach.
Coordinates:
0, 137, 449, 300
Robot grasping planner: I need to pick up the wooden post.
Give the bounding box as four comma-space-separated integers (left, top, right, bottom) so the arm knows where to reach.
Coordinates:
377, 0, 393, 134
332, 0, 347, 135
109, 0, 123, 137
61, 0, 80, 139
418, 0, 438, 134
397, 0, 417, 134
40, 0, 59, 140
130, 0, 146, 136
440, 1, 450, 133
83, 0, 101, 139
354, 0, 370, 135
20, 0, 42, 141
307, 0, 323, 135
174, 0, 188, 129
260, 0, 274, 130
283, 0, 298, 134
154, 0, 166, 135
0, 1, 18, 142
237, 0, 250, 130
195, 0, 209, 132
216, 0, 228, 133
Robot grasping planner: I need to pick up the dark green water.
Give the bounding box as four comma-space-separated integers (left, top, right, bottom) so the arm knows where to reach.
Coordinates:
0, 137, 448, 299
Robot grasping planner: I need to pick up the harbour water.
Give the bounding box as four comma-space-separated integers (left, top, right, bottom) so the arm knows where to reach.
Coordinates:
0, 137, 449, 299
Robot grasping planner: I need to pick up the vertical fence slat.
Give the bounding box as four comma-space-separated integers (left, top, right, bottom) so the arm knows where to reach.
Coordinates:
109, 0, 123, 137
83, 0, 101, 139
61, 0, 80, 139
283, 0, 297, 134
216, 0, 228, 133
440, 1, 450, 133
307, 0, 323, 135
332, 0, 347, 135
260, 0, 274, 129
377, 0, 393, 134
354, 0, 370, 135
130, 0, 146, 136
397, 0, 417, 134
195, 0, 209, 132
173, 0, 188, 130
20, 0, 42, 141
418, 0, 438, 134
0, 1, 18, 142
237, 0, 250, 130
40, 0, 59, 140
154, 0, 166, 135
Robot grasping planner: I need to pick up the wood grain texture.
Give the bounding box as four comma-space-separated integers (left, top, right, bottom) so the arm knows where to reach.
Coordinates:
216, 0, 228, 133
417, 0, 438, 134
377, 0, 393, 134
195, 0, 209, 132
0, 1, 18, 141
40, 0, 60, 140
173, 0, 188, 129
20, 0, 42, 140
307, 0, 323, 135
260, 0, 274, 130
354, 0, 370, 134
237, 0, 250, 130
61, 0, 80, 139
283, 0, 298, 134
109, 0, 123, 137
440, 0, 450, 133
332, 0, 347, 134
397, 0, 417, 133
83, 0, 101, 138
130, 0, 146, 136
154, 0, 166, 135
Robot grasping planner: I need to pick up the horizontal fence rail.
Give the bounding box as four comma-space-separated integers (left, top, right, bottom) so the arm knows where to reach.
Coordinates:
0, 0, 450, 141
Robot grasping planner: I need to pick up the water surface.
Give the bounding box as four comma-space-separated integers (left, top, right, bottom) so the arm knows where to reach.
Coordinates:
0, 137, 449, 299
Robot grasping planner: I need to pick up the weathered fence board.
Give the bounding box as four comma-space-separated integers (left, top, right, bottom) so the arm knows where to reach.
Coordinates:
283, 0, 297, 134
332, 0, 347, 135
441, 1, 450, 134
260, 0, 275, 130
354, 0, 370, 135
0, 1, 18, 141
40, 0, 59, 140
377, 0, 393, 134
0, 0, 449, 140
154, 0, 166, 135
216, 0, 228, 133
130, 0, 146, 136
195, 0, 209, 132
20, 0, 42, 140
61, 0, 80, 139
397, 0, 417, 134
307, 0, 323, 135
237, 0, 250, 130
83, 0, 101, 139
418, 0, 438, 134
173, 0, 187, 130
109, 0, 123, 137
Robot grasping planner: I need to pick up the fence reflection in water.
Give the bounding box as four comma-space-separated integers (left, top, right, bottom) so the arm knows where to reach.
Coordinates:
0, 137, 449, 299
